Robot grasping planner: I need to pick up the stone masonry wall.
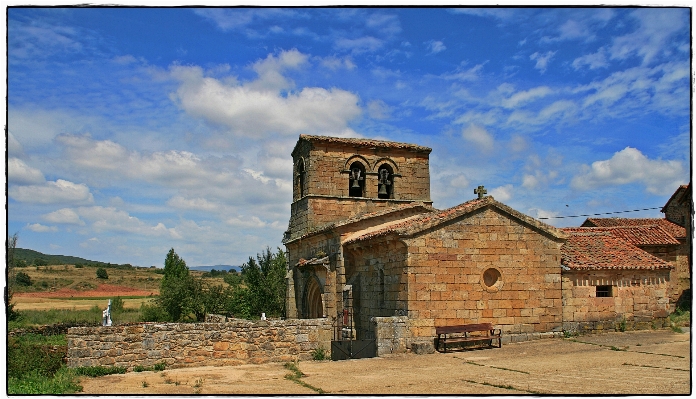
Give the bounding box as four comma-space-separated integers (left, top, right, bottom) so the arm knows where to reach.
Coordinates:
67, 319, 332, 370
562, 269, 671, 334
404, 207, 564, 335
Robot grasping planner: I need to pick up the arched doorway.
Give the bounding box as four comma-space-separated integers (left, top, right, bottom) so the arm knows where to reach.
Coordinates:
304, 277, 324, 319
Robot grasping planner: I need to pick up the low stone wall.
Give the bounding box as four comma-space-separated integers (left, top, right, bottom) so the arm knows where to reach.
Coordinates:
67, 318, 332, 370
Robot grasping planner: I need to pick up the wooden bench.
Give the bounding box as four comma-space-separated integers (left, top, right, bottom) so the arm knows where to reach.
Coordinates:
435, 323, 501, 352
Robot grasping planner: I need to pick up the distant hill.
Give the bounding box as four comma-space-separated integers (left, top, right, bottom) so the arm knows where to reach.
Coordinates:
13, 248, 123, 267
189, 265, 242, 273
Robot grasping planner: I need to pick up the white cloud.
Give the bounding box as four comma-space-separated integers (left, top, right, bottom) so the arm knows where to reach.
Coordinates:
427, 40, 446, 54
530, 51, 555, 74
443, 63, 485, 81
10, 179, 94, 205
166, 196, 220, 212
489, 184, 513, 202
572, 47, 609, 70
43, 208, 85, 225
610, 8, 687, 65
26, 223, 58, 233
168, 54, 362, 137
319, 56, 356, 71
367, 100, 392, 120
501, 86, 553, 109
76, 206, 179, 238
449, 174, 469, 189
508, 135, 528, 153
571, 147, 685, 194
8, 158, 45, 185
461, 124, 495, 152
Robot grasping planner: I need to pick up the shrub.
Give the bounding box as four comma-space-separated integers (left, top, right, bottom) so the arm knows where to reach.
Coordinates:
140, 302, 170, 322
96, 268, 109, 279
311, 347, 327, 361
34, 258, 48, 266
110, 297, 124, 313
15, 272, 32, 286
8, 334, 66, 379
72, 365, 127, 377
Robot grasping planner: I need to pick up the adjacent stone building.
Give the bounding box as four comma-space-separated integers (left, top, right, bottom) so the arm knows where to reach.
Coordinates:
580, 184, 691, 305
560, 228, 673, 333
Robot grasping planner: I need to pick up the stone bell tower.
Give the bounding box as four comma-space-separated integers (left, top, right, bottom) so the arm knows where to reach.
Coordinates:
284, 135, 433, 242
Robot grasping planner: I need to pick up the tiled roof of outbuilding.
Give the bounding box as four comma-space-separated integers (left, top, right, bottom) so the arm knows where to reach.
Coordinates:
581, 217, 686, 239
560, 229, 673, 270
562, 225, 680, 246
345, 196, 567, 245
298, 134, 432, 153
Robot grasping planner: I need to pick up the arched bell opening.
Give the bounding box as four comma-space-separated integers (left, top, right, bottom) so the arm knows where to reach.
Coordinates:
377, 164, 394, 199
296, 158, 306, 198
348, 161, 366, 197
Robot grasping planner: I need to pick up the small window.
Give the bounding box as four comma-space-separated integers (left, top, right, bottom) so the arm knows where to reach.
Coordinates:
349, 161, 366, 197
596, 285, 612, 297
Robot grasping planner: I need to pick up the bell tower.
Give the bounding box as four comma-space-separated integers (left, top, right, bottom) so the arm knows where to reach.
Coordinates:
284, 135, 432, 242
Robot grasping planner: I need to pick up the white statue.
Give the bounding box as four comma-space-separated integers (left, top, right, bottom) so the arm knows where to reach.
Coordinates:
102, 299, 112, 326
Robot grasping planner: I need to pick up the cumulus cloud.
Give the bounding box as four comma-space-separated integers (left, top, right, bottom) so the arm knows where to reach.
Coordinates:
8, 158, 45, 185
168, 51, 362, 137
76, 206, 179, 238
427, 40, 446, 54
489, 184, 513, 202
43, 208, 85, 225
571, 147, 685, 194
461, 124, 495, 152
530, 51, 555, 74
26, 223, 58, 233
10, 179, 94, 205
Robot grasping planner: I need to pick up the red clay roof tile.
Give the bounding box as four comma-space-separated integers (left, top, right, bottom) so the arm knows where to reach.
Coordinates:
561, 229, 672, 270
581, 217, 685, 239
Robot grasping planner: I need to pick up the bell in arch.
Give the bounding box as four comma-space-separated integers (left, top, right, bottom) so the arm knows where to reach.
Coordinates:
351, 168, 362, 188
378, 183, 388, 196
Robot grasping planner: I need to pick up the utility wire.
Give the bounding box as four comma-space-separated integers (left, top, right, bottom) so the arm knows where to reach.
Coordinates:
537, 207, 662, 220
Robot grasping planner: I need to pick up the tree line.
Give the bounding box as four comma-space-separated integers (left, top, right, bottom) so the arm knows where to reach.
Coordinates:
140, 247, 287, 322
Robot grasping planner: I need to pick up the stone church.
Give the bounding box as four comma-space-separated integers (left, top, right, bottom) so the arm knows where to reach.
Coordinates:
283, 135, 686, 342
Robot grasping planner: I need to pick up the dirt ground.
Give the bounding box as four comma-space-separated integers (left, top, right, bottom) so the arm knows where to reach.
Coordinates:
77, 329, 691, 395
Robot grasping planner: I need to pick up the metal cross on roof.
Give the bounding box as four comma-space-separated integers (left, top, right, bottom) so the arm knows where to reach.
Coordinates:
474, 185, 487, 199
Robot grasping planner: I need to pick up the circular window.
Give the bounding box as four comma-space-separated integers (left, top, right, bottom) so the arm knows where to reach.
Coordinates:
482, 268, 501, 288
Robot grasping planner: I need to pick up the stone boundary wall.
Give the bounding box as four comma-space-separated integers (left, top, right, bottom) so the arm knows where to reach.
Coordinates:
67, 318, 332, 370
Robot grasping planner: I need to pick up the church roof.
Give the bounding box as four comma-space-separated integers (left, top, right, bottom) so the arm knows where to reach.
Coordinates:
344, 196, 567, 245
581, 217, 686, 239
562, 225, 680, 246
284, 202, 434, 244
296, 134, 432, 153
560, 229, 672, 271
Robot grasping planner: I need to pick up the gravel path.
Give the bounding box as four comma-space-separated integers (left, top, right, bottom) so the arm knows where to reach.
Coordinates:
78, 329, 691, 395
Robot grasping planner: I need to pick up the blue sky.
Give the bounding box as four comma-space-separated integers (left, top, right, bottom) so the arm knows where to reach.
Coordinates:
6, 7, 692, 267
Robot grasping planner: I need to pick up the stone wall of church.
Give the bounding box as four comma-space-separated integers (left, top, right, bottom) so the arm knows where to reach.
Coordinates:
403, 207, 565, 336
344, 241, 409, 339
67, 319, 332, 370
561, 269, 671, 333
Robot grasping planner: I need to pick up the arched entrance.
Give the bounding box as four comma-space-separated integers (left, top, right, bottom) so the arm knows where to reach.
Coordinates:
304, 276, 324, 319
